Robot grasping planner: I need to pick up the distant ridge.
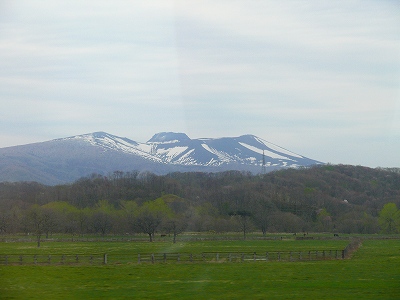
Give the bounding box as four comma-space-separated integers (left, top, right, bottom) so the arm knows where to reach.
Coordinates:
0, 132, 323, 184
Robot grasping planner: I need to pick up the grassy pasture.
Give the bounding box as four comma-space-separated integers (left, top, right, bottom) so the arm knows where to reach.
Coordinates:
0, 238, 348, 264
0, 237, 399, 299
0, 238, 349, 255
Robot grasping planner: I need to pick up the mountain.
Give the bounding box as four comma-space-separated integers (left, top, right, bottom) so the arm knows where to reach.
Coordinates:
0, 131, 323, 185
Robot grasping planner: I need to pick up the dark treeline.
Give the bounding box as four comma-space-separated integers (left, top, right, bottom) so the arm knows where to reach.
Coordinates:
0, 165, 399, 242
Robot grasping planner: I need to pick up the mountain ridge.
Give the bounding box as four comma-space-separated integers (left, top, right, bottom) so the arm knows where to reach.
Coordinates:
0, 131, 323, 184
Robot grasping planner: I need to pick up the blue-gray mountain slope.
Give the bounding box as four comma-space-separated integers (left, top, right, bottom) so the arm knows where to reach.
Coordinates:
0, 132, 322, 184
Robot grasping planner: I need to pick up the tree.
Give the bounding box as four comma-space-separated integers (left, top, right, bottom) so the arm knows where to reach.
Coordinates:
5, 205, 24, 234
0, 213, 10, 234
41, 207, 58, 238
136, 198, 172, 242
190, 202, 219, 232
229, 210, 253, 240
23, 205, 56, 247
268, 211, 306, 233
165, 217, 187, 243
76, 207, 91, 236
253, 198, 275, 236
316, 208, 333, 232
361, 212, 379, 234
120, 200, 139, 234
91, 200, 115, 235
162, 195, 189, 243
0, 202, 19, 234
42, 201, 79, 235
379, 203, 400, 233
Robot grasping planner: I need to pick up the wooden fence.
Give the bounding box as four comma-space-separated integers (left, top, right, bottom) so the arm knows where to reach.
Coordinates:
0, 235, 349, 243
0, 250, 344, 265
0, 254, 105, 265
133, 250, 344, 264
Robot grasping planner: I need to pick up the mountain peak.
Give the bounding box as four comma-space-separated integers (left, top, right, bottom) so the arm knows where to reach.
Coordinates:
91, 131, 110, 138
147, 132, 191, 143
0, 131, 323, 184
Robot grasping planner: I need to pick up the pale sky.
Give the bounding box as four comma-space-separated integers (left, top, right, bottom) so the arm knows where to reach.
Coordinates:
0, 0, 399, 167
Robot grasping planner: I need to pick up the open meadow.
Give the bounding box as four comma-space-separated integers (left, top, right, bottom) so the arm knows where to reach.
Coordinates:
0, 234, 399, 299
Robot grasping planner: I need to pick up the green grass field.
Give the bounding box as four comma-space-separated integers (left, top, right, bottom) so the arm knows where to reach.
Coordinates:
1, 236, 399, 299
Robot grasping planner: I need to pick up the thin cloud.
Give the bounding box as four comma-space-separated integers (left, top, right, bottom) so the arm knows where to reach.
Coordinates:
0, 0, 398, 167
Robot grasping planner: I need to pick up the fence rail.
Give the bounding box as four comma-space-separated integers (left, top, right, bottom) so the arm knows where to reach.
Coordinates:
0, 254, 104, 265
0, 235, 351, 243
0, 250, 344, 266
133, 250, 344, 264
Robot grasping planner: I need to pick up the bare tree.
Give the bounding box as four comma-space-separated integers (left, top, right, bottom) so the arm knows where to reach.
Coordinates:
136, 212, 162, 242
165, 217, 187, 243
253, 198, 275, 236
91, 200, 115, 235
23, 205, 53, 247
135, 199, 172, 242
229, 210, 253, 240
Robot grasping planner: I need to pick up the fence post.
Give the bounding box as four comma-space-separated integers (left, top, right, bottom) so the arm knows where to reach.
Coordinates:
177, 253, 180, 262
48, 255, 51, 264
266, 252, 268, 262
241, 253, 244, 262
5, 255, 8, 265
138, 254, 141, 264
216, 253, 219, 262
103, 254, 107, 264
308, 251, 311, 261
229, 253, 232, 262
190, 253, 193, 262
33, 255, 36, 265
253, 252, 256, 262
163, 253, 167, 263
342, 250, 345, 259
278, 252, 281, 261
299, 252, 302, 261
151, 254, 155, 264
61, 255, 65, 264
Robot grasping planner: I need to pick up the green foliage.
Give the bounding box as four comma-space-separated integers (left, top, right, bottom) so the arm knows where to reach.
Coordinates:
1, 165, 400, 236
120, 200, 139, 214
41, 201, 78, 213
378, 203, 400, 233
135, 198, 173, 241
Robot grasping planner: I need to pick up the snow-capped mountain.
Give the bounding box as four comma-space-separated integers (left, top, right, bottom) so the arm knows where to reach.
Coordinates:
0, 131, 322, 184
61, 131, 320, 168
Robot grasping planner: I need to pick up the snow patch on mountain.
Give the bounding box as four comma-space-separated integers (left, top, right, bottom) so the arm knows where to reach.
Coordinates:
156, 146, 189, 162
254, 137, 303, 158
59, 131, 322, 171
63, 132, 164, 163
1, 131, 324, 185
238, 142, 293, 161
201, 144, 233, 163
174, 149, 196, 165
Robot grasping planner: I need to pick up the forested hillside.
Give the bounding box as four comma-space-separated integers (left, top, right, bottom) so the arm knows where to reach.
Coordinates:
0, 165, 399, 238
